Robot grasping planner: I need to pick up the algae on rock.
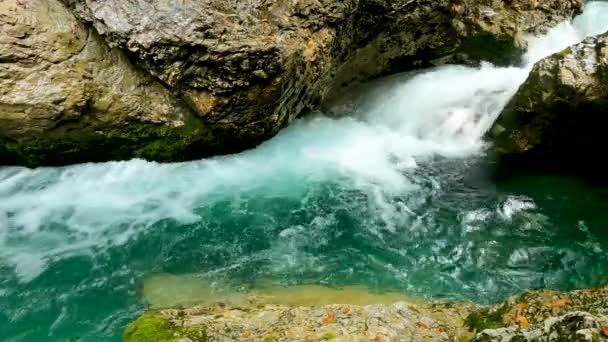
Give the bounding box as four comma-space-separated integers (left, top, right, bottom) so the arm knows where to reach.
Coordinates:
124, 313, 207, 342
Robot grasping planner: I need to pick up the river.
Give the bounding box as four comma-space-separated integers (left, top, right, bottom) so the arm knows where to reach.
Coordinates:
2, 2, 608, 340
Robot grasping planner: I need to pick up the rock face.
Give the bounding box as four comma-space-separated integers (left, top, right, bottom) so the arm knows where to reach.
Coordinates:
0, 0, 217, 166
124, 286, 608, 341
1, 0, 583, 166
491, 32, 608, 171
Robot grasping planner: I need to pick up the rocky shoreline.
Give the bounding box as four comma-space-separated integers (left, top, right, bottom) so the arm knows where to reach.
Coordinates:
125, 286, 608, 341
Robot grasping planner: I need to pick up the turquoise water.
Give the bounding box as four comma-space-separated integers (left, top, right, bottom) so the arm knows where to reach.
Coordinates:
2, 3, 608, 341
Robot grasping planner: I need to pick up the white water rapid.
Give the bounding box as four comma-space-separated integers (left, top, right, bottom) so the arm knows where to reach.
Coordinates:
1, 2, 608, 285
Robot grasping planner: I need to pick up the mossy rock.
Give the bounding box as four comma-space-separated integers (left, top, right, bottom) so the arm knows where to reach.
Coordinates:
322, 332, 337, 340
124, 313, 207, 342
465, 303, 511, 332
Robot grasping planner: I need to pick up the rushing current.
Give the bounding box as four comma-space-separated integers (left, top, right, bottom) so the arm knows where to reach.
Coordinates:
2, 3, 608, 341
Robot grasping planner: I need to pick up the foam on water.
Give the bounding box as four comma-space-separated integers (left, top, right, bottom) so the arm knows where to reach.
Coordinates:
1, 3, 608, 340
2, 1, 608, 283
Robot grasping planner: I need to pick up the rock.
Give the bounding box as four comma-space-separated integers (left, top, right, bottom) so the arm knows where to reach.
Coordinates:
65, 0, 582, 123
127, 301, 476, 342
328, 0, 582, 96
1, 0, 583, 166
125, 285, 608, 342
0, 0, 218, 166
469, 288, 608, 341
472, 312, 608, 341
490, 31, 608, 173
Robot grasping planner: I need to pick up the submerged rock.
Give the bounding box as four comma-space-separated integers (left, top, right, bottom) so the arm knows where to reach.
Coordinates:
125, 286, 608, 341
1, 0, 582, 166
491, 31, 608, 172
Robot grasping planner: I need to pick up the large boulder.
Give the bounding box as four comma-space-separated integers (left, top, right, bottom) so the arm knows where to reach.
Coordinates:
1, 0, 583, 166
491, 32, 608, 171
0, 0, 218, 166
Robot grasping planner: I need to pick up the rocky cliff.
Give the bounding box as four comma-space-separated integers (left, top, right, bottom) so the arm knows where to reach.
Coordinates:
491, 31, 608, 172
1, 0, 582, 166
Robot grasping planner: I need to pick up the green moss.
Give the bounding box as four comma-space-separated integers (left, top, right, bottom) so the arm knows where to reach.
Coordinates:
0, 113, 221, 167
124, 313, 207, 342
124, 313, 177, 342
322, 332, 337, 340
554, 47, 572, 59
464, 303, 511, 332
516, 292, 529, 304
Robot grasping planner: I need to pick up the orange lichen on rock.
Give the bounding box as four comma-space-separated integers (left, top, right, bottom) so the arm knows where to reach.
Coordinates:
322, 310, 336, 324
514, 314, 529, 328
545, 298, 572, 308
415, 321, 428, 329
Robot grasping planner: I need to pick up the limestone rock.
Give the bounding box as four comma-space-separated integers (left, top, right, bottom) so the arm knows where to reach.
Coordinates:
124, 286, 608, 341
0, 0, 217, 166
472, 312, 608, 341
128, 301, 477, 342
491, 31, 608, 171
0, 0, 583, 166
63, 0, 583, 126
470, 287, 608, 341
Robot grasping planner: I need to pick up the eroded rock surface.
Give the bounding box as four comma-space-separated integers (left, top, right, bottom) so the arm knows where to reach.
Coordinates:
0, 0, 216, 166
491, 31, 608, 171
1, 0, 583, 166
64, 0, 583, 126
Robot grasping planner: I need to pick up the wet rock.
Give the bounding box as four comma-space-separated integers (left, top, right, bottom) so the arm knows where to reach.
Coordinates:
490, 31, 608, 173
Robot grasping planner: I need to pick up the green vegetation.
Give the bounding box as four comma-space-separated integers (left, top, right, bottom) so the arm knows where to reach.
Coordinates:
322, 332, 337, 340
554, 47, 572, 59
124, 313, 207, 342
464, 303, 511, 332
0, 115, 217, 167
